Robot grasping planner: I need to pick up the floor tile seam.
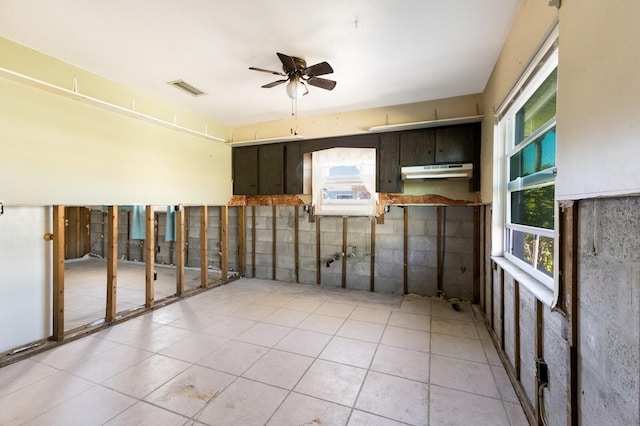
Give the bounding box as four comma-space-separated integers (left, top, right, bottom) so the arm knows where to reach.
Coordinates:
98, 361, 192, 403
349, 407, 416, 426
385, 323, 431, 333
20, 380, 101, 424
377, 340, 430, 354
367, 365, 430, 385
429, 352, 494, 368
485, 355, 519, 404
179, 372, 245, 424
76, 388, 141, 426
429, 383, 508, 403
0, 366, 81, 406
347, 321, 387, 422
430, 330, 481, 340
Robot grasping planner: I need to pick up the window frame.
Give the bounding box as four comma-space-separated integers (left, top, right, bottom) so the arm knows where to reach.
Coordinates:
311, 147, 378, 217
501, 49, 558, 289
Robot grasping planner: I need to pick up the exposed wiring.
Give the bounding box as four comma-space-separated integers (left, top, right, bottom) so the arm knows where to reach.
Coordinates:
538, 382, 549, 426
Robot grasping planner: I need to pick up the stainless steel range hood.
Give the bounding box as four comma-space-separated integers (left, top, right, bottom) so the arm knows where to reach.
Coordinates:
401, 163, 473, 180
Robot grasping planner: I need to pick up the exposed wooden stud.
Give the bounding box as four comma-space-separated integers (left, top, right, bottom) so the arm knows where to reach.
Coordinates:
185, 206, 190, 267
481, 206, 487, 314
126, 211, 131, 261
294, 205, 300, 283
154, 212, 159, 263
514, 280, 521, 381
500, 268, 505, 350
272, 205, 277, 280
101, 211, 106, 257
535, 299, 545, 426
251, 206, 256, 277
145, 205, 155, 308
490, 261, 495, 330
559, 202, 579, 426
52, 205, 65, 341
473, 206, 481, 304
200, 205, 209, 289
238, 206, 246, 276
316, 217, 321, 285
436, 206, 443, 294
370, 217, 376, 292
376, 213, 384, 225
176, 206, 185, 296
342, 216, 348, 288
221, 205, 228, 282
403, 206, 408, 295
106, 205, 118, 322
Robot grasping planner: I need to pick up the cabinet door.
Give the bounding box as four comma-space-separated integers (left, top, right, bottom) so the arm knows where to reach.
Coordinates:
232, 146, 258, 195
285, 142, 302, 194
435, 125, 477, 163
378, 133, 402, 193
400, 129, 435, 166
258, 143, 284, 194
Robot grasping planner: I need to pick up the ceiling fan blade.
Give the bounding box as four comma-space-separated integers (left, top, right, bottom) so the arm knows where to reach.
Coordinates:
249, 67, 286, 76
261, 79, 288, 88
277, 52, 297, 73
307, 77, 337, 91
305, 61, 334, 77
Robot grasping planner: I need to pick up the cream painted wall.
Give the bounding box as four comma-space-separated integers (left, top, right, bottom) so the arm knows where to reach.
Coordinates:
0, 37, 232, 205
556, 0, 640, 199
231, 94, 483, 141
480, 0, 558, 201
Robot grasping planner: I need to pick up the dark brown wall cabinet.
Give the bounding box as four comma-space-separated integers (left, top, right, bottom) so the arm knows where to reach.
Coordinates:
232, 146, 259, 195
233, 143, 302, 195
258, 144, 284, 195
377, 133, 403, 193
399, 129, 436, 166
232, 123, 480, 195
434, 125, 476, 164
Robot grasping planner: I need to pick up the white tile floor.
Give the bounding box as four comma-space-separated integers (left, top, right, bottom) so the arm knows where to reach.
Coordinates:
64, 257, 237, 331
0, 278, 528, 425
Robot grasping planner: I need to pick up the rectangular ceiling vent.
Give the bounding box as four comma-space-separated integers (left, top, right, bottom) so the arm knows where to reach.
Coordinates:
167, 79, 206, 96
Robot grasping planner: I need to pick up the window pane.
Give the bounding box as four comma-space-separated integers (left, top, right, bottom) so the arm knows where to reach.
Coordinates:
508, 230, 554, 278
510, 229, 534, 267
537, 236, 554, 277
510, 184, 555, 229
515, 69, 557, 145
510, 127, 556, 181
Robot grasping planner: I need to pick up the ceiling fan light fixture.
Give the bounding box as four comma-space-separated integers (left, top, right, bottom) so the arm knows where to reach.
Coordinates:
286, 77, 305, 99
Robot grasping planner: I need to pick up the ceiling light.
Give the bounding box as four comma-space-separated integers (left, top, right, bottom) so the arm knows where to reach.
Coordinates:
286, 77, 307, 99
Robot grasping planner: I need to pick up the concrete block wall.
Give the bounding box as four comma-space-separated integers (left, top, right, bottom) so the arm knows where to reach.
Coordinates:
577, 197, 640, 426
242, 204, 475, 298
185, 206, 239, 273
89, 209, 105, 256
442, 206, 474, 300
490, 266, 571, 425
483, 197, 640, 425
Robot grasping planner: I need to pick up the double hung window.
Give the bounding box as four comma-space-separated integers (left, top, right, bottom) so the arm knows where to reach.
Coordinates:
502, 50, 558, 287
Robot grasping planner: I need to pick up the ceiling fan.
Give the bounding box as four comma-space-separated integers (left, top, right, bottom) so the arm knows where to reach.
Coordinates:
249, 52, 337, 99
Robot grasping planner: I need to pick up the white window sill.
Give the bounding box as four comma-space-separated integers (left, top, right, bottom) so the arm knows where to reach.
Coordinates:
491, 256, 554, 307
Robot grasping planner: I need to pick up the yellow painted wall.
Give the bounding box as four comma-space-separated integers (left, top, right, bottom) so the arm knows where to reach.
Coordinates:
0, 37, 232, 205
480, 1, 558, 201
231, 94, 483, 141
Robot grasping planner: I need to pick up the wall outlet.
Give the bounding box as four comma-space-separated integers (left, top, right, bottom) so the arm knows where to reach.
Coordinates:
535, 357, 549, 384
